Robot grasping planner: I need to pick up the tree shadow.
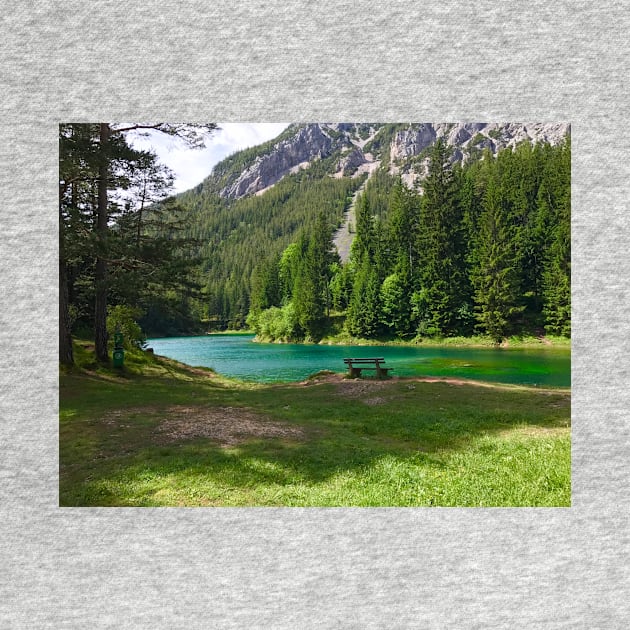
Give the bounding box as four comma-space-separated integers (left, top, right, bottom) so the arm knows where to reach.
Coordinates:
59, 379, 570, 506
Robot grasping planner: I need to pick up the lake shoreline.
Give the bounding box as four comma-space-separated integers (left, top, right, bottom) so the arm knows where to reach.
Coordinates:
249, 334, 571, 351
154, 331, 571, 352
301, 370, 571, 395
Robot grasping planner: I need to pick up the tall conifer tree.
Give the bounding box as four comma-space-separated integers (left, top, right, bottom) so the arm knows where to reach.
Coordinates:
471, 169, 524, 342
417, 139, 468, 335
293, 213, 335, 340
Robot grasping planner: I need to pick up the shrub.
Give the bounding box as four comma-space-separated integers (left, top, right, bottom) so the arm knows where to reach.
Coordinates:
248, 303, 300, 341
106, 305, 147, 349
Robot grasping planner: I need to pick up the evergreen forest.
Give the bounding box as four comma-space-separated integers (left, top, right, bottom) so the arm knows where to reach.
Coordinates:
247, 138, 571, 344
177, 160, 364, 331
59, 123, 570, 367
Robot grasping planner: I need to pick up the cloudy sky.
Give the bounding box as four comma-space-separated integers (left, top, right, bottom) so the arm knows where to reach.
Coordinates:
127, 123, 290, 194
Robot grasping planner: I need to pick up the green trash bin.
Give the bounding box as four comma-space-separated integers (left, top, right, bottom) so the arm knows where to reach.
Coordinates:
113, 348, 125, 368
112, 331, 125, 368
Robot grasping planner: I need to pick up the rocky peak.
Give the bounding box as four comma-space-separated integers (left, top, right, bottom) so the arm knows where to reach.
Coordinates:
390, 122, 569, 163
219, 124, 340, 199
205, 122, 570, 200
208, 124, 393, 199
389, 122, 570, 183
390, 124, 436, 161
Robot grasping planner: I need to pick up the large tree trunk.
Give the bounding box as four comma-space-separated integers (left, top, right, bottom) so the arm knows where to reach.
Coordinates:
59, 247, 74, 366
94, 123, 110, 363
59, 176, 74, 366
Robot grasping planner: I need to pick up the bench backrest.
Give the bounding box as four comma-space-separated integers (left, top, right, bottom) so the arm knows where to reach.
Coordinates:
343, 358, 385, 364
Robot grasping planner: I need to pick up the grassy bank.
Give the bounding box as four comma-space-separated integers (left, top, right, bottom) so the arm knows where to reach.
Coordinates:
208, 329, 255, 335
320, 333, 571, 348
60, 343, 571, 507
251, 331, 571, 349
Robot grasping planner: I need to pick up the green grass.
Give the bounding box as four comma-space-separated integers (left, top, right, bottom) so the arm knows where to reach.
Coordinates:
318, 331, 570, 349
60, 343, 571, 507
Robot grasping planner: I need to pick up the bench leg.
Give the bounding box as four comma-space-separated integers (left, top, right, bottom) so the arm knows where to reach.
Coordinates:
349, 367, 362, 378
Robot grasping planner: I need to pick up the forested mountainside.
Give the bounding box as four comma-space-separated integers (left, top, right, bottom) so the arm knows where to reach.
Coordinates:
59, 123, 570, 353
163, 123, 570, 341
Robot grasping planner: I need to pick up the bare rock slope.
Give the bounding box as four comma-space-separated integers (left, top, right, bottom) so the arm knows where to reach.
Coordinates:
204, 122, 570, 201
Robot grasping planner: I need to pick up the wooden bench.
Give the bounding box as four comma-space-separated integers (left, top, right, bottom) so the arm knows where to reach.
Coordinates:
343, 357, 393, 379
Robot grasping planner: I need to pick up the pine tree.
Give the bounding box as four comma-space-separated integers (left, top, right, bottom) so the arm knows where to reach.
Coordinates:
250, 255, 281, 315
380, 267, 412, 336
389, 177, 420, 277
351, 193, 375, 264
59, 124, 99, 365
417, 139, 469, 335
59, 123, 217, 363
471, 170, 524, 342
329, 262, 354, 312
344, 188, 387, 338
278, 240, 305, 304
541, 138, 571, 336
346, 257, 382, 338
293, 213, 335, 340
542, 236, 570, 336
384, 179, 420, 337
496, 141, 542, 328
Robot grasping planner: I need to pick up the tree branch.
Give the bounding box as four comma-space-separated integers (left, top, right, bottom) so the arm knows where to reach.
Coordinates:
109, 123, 219, 149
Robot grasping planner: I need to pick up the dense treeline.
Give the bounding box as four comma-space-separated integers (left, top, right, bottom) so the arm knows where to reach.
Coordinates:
60, 123, 570, 360
248, 137, 570, 343
178, 169, 365, 329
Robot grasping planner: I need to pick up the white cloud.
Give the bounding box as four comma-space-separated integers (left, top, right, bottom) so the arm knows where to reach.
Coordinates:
127, 123, 290, 194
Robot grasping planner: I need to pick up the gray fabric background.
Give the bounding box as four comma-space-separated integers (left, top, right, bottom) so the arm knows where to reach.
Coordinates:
1, 1, 629, 627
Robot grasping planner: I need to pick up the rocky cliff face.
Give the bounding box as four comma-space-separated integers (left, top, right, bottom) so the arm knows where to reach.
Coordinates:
206, 122, 570, 200
389, 122, 570, 184
389, 124, 437, 161
390, 122, 569, 162
217, 124, 353, 199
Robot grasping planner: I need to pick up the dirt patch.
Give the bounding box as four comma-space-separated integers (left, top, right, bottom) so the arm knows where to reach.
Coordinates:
302, 372, 507, 398
334, 379, 391, 400
298, 372, 570, 399
155, 405, 306, 447
412, 376, 519, 389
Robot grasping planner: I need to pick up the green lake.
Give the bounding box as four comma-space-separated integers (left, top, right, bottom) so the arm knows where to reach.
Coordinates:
147, 334, 570, 388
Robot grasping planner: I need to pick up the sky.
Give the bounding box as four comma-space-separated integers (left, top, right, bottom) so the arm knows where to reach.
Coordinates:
127, 123, 290, 194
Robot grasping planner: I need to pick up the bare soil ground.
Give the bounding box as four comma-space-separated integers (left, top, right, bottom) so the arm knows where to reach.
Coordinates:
101, 404, 307, 447
156, 405, 306, 446
300, 371, 570, 395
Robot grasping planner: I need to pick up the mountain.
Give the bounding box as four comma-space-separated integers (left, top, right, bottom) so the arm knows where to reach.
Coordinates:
199, 122, 570, 200
201, 123, 379, 199
169, 122, 570, 333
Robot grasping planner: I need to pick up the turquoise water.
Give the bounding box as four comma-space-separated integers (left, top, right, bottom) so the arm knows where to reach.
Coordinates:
147, 334, 570, 388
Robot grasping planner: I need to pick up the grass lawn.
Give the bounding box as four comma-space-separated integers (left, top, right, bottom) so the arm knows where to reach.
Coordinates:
59, 345, 571, 507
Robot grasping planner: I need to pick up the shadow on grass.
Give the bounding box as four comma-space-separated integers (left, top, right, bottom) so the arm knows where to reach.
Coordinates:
60, 377, 570, 506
